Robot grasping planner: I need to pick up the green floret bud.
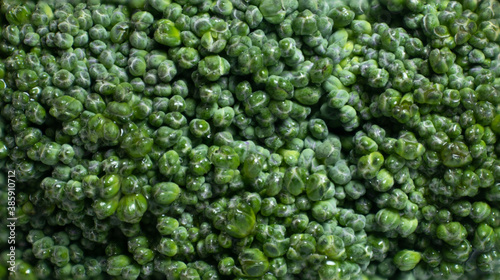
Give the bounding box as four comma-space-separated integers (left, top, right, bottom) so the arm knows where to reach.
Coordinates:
260, 0, 298, 24
238, 248, 269, 277
436, 222, 468, 246
210, 145, 240, 169
308, 119, 329, 140
159, 150, 181, 177
154, 126, 182, 149
129, 31, 149, 50
470, 201, 492, 223
16, 69, 38, 91
128, 56, 146, 77
310, 58, 334, 84
190, 153, 212, 176
93, 196, 120, 220
99, 174, 121, 199
157, 60, 177, 82
157, 216, 179, 235
15, 127, 42, 150
263, 40, 282, 66
294, 86, 322, 106
317, 235, 346, 260
244, 90, 270, 116
106, 255, 131, 276
444, 240, 472, 268
152, 182, 181, 205
283, 166, 307, 196
476, 250, 500, 273
219, 257, 235, 275
312, 198, 337, 222
327, 89, 349, 109
49, 96, 83, 121
225, 201, 256, 238
429, 47, 456, 74
367, 68, 390, 88
212, 0, 234, 16
198, 55, 230, 81
241, 152, 263, 179
6, 4, 32, 25
421, 246, 441, 269
245, 5, 263, 29
155, 19, 181, 47
414, 83, 444, 105
357, 151, 384, 179
375, 208, 401, 232
105, 102, 133, 124
33, 237, 54, 260
266, 75, 294, 101
213, 107, 235, 128
329, 6, 355, 28
380, 28, 400, 52
491, 114, 500, 134
288, 233, 317, 260
3, 25, 21, 47
121, 130, 153, 159
472, 223, 495, 251
394, 138, 425, 161
189, 119, 211, 138
52, 32, 73, 50
367, 235, 390, 262
201, 19, 231, 54
355, 136, 378, 155
158, 237, 178, 257
110, 22, 131, 44
292, 10, 318, 35
116, 194, 148, 224
480, 20, 500, 42
280, 38, 296, 58
440, 141, 473, 168
50, 246, 70, 268
328, 160, 351, 186
394, 250, 421, 271
306, 173, 333, 201
397, 216, 418, 237
176, 47, 200, 69
24, 32, 40, 47
369, 168, 394, 192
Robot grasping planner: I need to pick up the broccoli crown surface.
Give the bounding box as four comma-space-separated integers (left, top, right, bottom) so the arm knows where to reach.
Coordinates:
0, 0, 499, 279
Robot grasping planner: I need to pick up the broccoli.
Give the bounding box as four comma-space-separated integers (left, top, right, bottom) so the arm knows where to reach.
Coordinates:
0, 0, 499, 279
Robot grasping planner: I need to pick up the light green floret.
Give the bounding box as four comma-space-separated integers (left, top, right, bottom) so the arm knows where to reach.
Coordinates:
358, 152, 384, 179
154, 19, 181, 47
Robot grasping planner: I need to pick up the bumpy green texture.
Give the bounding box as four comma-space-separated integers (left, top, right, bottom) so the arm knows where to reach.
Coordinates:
0, 0, 499, 280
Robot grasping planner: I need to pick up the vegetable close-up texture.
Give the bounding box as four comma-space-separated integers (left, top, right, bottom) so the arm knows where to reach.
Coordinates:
0, 0, 499, 279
